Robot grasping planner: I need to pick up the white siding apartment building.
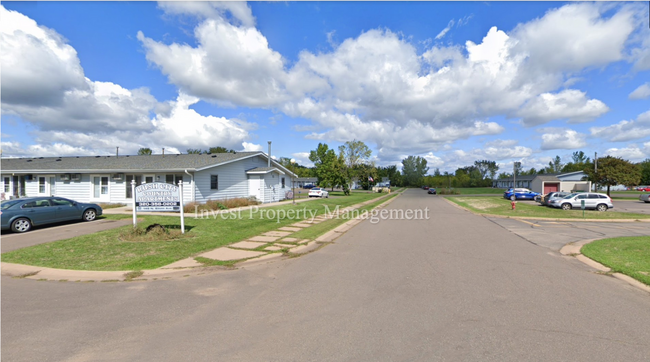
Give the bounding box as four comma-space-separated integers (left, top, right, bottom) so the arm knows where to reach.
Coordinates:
1, 152, 296, 205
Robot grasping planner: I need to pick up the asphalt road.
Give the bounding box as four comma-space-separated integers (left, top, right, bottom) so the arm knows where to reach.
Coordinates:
2, 189, 649, 361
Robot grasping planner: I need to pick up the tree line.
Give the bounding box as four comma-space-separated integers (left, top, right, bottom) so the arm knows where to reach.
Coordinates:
137, 145, 650, 193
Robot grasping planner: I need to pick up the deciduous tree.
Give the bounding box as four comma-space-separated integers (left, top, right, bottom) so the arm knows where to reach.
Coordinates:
584, 156, 641, 195
401, 156, 429, 186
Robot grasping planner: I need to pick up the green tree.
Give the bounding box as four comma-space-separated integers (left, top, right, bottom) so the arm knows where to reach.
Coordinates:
186, 148, 202, 154
545, 155, 564, 173
638, 159, 650, 185
562, 151, 591, 172
137, 147, 152, 155
377, 165, 402, 186
474, 160, 499, 180
209, 146, 235, 154
584, 156, 641, 195
401, 156, 429, 186
309, 143, 340, 190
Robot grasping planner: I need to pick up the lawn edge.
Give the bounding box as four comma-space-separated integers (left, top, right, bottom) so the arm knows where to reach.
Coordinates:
442, 196, 650, 223
560, 239, 650, 294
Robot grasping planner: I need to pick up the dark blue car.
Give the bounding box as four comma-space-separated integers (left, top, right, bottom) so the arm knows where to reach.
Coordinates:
503, 188, 541, 201
1, 197, 103, 233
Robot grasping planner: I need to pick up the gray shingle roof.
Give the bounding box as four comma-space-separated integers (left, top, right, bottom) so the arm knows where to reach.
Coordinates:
1, 152, 264, 172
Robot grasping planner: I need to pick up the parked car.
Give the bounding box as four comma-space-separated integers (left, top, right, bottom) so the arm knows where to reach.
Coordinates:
427, 188, 437, 195
308, 187, 329, 198
640, 193, 650, 203
423, 186, 429, 190
548, 192, 613, 211
303, 184, 315, 189
1, 197, 103, 233
537, 191, 570, 207
503, 188, 541, 201
637, 186, 650, 192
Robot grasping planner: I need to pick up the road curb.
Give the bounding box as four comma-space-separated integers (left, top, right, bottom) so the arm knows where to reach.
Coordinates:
560, 240, 650, 294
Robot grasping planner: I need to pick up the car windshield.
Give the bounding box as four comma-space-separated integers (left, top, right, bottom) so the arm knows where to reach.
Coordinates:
1, 200, 23, 210
311, 188, 320, 191
563, 193, 579, 199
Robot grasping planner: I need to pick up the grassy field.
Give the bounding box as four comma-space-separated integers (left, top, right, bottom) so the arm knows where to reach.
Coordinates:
446, 196, 650, 220
1, 191, 385, 271
581, 236, 650, 286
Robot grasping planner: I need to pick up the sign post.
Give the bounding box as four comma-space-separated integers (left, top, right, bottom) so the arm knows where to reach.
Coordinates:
131, 179, 137, 228
581, 199, 585, 218
134, 181, 184, 232
179, 180, 185, 234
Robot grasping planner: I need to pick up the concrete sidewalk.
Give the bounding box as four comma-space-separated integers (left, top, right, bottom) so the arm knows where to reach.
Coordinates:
2, 192, 400, 282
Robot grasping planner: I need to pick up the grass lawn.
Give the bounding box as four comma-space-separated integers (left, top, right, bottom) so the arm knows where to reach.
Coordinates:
1, 192, 385, 271
581, 236, 650, 286
454, 187, 504, 194
446, 196, 650, 220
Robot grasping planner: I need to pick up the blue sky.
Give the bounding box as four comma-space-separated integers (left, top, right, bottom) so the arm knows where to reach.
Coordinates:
1, 1, 649, 173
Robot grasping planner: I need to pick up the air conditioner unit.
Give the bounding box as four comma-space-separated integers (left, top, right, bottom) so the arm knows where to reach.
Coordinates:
60, 174, 71, 181
111, 173, 124, 181
71, 174, 81, 181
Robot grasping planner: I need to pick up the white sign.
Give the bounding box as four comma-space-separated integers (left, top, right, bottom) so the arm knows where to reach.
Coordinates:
135, 182, 181, 212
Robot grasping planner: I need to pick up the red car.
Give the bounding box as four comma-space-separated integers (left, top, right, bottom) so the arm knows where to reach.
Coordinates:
637, 186, 650, 192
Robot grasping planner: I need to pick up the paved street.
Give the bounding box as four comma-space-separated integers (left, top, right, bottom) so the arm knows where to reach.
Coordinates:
2, 189, 649, 361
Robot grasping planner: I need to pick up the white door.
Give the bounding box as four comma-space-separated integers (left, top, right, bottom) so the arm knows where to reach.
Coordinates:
248, 175, 262, 202
91, 175, 110, 202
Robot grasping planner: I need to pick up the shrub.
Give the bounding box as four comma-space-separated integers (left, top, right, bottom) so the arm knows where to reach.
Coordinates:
437, 188, 460, 195
183, 197, 260, 213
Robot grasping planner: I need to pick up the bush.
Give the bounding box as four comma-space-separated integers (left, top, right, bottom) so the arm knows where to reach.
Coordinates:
437, 188, 460, 195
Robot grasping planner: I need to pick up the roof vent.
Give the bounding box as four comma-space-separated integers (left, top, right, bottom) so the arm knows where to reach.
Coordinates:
39, 157, 44, 159
212, 155, 217, 158
95, 156, 100, 158
55, 159, 61, 161
26, 159, 32, 162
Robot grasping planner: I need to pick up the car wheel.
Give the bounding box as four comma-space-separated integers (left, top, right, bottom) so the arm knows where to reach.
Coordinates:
596, 204, 608, 212
83, 209, 97, 221
11, 218, 32, 233
510, 195, 516, 201
326, 194, 329, 198
561, 203, 572, 211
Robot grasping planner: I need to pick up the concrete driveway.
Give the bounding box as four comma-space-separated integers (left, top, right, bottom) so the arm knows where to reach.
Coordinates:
1, 218, 133, 252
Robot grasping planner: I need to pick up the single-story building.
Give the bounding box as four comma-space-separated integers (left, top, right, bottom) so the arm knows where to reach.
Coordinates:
294, 177, 318, 188
494, 171, 591, 194
1, 152, 297, 204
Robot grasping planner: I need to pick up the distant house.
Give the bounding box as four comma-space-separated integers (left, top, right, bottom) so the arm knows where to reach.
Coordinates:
494, 171, 591, 194
1, 152, 296, 204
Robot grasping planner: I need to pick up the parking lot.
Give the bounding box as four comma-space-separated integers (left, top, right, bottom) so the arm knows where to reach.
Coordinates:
1, 218, 133, 252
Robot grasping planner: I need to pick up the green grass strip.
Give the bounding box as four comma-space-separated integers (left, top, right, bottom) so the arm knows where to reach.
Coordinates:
446, 196, 650, 220
581, 236, 650, 286
1, 192, 385, 271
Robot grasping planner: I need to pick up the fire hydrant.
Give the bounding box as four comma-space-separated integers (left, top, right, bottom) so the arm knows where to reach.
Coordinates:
511, 200, 516, 210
